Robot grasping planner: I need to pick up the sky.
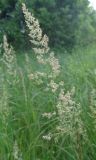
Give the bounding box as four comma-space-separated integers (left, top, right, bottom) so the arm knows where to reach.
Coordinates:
89, 0, 96, 10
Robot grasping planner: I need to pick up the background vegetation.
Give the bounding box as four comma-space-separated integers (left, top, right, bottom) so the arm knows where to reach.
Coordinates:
0, 0, 96, 50
0, 0, 96, 160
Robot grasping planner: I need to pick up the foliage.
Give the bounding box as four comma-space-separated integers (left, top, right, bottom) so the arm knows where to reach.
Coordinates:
0, 0, 96, 50
0, 5, 96, 159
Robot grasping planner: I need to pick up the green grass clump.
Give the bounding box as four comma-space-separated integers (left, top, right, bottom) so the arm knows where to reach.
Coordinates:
0, 44, 96, 160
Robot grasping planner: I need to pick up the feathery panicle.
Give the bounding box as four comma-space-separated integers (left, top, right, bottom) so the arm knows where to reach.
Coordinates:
56, 88, 87, 141
2, 35, 18, 85
22, 3, 49, 55
22, 3, 60, 78
47, 52, 60, 78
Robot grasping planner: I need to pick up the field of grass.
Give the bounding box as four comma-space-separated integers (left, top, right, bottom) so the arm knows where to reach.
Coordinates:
0, 43, 96, 160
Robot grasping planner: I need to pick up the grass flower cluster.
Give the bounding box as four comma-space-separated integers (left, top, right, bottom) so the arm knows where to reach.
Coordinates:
2, 35, 18, 85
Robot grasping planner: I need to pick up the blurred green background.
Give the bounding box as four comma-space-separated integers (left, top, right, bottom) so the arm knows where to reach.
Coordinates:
0, 0, 96, 51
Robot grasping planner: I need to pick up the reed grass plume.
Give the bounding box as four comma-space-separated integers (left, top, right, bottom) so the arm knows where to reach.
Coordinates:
22, 3, 60, 78
2, 35, 17, 85
22, 3, 87, 145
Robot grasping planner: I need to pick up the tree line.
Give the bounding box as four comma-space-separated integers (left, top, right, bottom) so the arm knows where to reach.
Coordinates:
0, 0, 96, 51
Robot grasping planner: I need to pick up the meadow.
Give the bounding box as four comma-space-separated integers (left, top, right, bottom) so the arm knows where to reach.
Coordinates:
0, 4, 96, 160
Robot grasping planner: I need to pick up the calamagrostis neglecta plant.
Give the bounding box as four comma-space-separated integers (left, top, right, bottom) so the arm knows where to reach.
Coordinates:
22, 3, 87, 145
2, 35, 18, 85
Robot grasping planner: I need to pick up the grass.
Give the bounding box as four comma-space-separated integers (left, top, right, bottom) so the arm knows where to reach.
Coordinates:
59, 45, 96, 97
0, 44, 96, 160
